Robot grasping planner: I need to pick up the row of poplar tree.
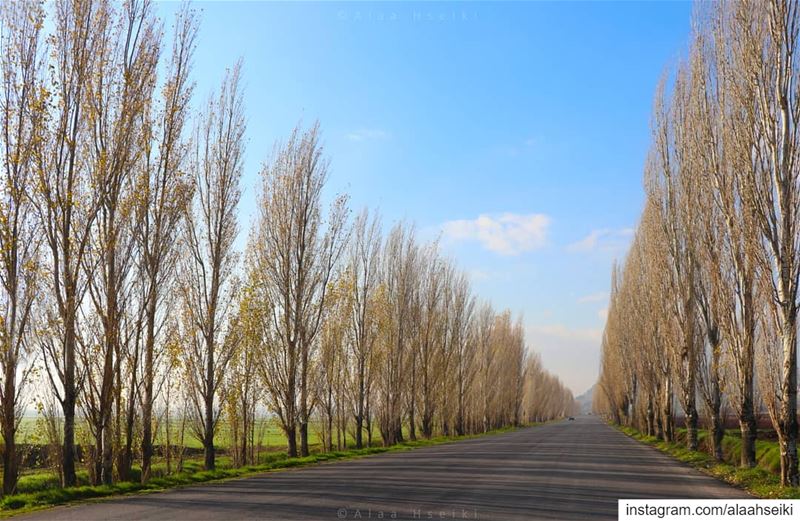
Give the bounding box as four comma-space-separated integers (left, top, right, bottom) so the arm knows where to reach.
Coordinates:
596, 0, 800, 487
0, 0, 575, 495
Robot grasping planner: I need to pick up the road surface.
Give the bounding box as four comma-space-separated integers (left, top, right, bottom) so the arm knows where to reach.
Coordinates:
20, 415, 749, 520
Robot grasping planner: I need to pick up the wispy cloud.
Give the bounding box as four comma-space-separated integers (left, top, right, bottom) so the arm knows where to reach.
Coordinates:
567, 229, 608, 252
442, 212, 551, 256
577, 292, 607, 304
597, 307, 608, 321
345, 128, 389, 142
567, 227, 634, 253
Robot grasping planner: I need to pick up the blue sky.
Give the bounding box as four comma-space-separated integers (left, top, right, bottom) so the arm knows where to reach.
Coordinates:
155, 1, 694, 395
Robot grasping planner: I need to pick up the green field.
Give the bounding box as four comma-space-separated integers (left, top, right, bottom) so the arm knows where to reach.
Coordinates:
15, 416, 378, 452
5, 414, 381, 513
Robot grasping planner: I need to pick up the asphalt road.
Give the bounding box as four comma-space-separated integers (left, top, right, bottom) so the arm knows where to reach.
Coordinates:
20, 415, 750, 521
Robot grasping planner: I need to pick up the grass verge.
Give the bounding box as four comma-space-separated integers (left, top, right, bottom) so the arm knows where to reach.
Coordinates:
617, 424, 800, 499
0, 425, 523, 517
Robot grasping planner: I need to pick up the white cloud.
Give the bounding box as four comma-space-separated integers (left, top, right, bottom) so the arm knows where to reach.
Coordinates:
442, 212, 551, 256
345, 128, 389, 142
567, 227, 634, 253
577, 292, 607, 304
597, 307, 608, 321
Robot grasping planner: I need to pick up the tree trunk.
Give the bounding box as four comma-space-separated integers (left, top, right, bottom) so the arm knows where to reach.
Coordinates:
355, 413, 363, 449
355, 366, 364, 449
710, 412, 724, 462
739, 408, 757, 468
326, 386, 333, 452
686, 405, 698, 452
779, 433, 799, 488
204, 392, 215, 471
655, 408, 664, 441
120, 390, 136, 481
778, 312, 798, 486
737, 290, 757, 468
141, 289, 157, 482
2, 362, 18, 495
2, 425, 17, 495
100, 221, 118, 486
204, 321, 215, 470
91, 437, 102, 485
101, 408, 113, 485
165, 395, 172, 475
298, 333, 310, 458
409, 356, 417, 441
239, 402, 246, 465
335, 392, 343, 451
286, 424, 297, 458
662, 378, 674, 443
394, 414, 404, 444
62, 311, 77, 488
456, 378, 466, 436
365, 400, 373, 447
299, 422, 309, 457
683, 322, 698, 452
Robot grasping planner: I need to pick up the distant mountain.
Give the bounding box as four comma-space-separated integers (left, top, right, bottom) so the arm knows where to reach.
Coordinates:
575, 385, 595, 414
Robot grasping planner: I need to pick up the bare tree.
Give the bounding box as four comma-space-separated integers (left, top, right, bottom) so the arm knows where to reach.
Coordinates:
79, 0, 159, 485
137, 4, 197, 483
475, 301, 495, 432
180, 62, 244, 471
252, 123, 349, 457
680, 35, 728, 462
316, 273, 350, 452
0, 0, 45, 495
346, 209, 382, 448
738, 0, 800, 486
523, 354, 575, 423
449, 270, 476, 435
648, 71, 702, 451
377, 223, 417, 445
417, 243, 444, 439
224, 286, 261, 467
693, 6, 763, 466
597, 201, 677, 442
35, 0, 106, 487
599, 0, 800, 485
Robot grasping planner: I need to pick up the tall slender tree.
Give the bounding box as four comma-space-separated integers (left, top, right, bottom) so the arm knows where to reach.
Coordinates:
138, 4, 197, 483
252, 123, 349, 457
35, 0, 106, 487
0, 0, 45, 495
346, 209, 382, 448
180, 62, 244, 471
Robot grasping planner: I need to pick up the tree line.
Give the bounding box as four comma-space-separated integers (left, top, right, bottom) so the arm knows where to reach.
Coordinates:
0, 0, 575, 495
595, 0, 800, 487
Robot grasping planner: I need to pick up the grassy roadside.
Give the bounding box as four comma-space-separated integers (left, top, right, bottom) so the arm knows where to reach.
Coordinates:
0, 424, 525, 517
616, 424, 800, 499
